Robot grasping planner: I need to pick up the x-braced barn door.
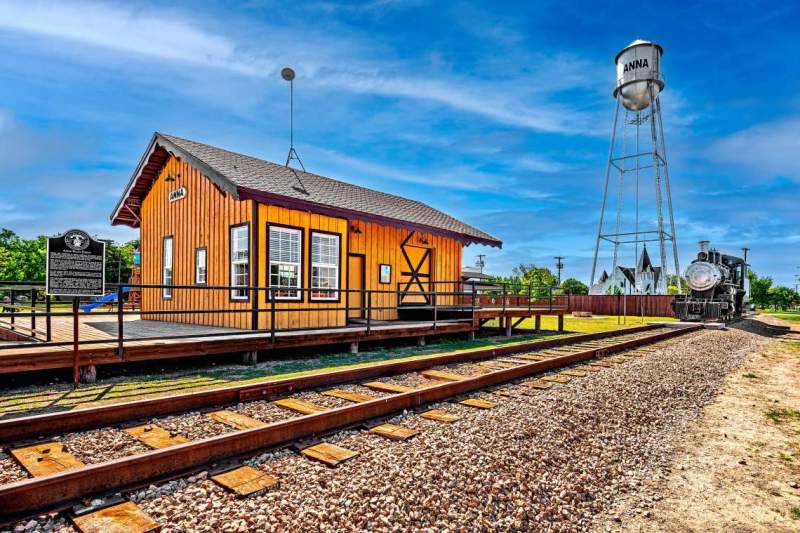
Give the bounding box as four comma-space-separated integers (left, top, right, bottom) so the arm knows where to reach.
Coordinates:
399, 232, 432, 305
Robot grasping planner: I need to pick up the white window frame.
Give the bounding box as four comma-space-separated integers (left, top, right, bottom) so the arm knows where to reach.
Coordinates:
230, 224, 250, 300
269, 225, 302, 301
310, 231, 340, 301
162, 236, 173, 299
195, 247, 207, 286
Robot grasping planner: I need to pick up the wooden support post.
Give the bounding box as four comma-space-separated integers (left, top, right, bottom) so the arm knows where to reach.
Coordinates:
349, 342, 359, 354
535, 315, 541, 333
505, 317, 512, 337
468, 330, 476, 341
241, 351, 258, 365
558, 314, 564, 332
417, 336, 426, 347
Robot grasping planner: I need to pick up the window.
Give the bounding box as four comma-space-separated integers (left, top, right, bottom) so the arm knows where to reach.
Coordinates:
269, 226, 302, 300
195, 248, 207, 285
311, 232, 340, 300
230, 225, 249, 300
162, 236, 173, 299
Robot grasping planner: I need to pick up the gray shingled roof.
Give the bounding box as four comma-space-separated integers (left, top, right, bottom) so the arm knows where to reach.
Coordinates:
112, 132, 501, 247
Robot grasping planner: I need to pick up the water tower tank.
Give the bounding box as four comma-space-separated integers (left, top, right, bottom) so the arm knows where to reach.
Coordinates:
613, 39, 664, 111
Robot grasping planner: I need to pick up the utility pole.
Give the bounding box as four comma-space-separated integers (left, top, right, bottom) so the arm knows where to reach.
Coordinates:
554, 256, 564, 286
475, 255, 486, 274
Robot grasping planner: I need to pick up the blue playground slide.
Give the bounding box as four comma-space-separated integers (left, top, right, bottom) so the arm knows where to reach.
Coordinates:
81, 287, 131, 313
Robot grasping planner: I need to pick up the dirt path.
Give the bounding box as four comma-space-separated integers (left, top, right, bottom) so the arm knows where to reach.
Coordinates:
617, 317, 800, 532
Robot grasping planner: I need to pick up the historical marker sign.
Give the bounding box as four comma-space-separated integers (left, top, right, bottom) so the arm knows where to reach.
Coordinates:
46, 229, 106, 297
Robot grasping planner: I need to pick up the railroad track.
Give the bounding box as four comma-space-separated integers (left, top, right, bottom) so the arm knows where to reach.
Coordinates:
0, 323, 701, 528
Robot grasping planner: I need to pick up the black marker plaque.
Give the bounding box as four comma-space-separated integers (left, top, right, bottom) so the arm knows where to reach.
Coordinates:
46, 229, 106, 296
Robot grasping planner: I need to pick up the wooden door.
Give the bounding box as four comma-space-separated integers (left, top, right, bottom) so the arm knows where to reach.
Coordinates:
347, 254, 365, 319
399, 234, 432, 305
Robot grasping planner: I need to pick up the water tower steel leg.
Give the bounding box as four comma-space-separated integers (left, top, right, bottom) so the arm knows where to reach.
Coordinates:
591, 97, 622, 287
655, 96, 682, 293
648, 83, 669, 294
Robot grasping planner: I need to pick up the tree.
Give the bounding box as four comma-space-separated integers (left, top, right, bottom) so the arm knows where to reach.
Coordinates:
768, 286, 799, 310
104, 239, 140, 284
560, 278, 588, 295
489, 264, 558, 299
666, 274, 688, 294
747, 270, 773, 309
0, 229, 47, 281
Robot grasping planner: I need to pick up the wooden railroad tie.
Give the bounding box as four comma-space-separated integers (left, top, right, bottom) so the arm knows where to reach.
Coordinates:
272, 398, 327, 415
11, 442, 84, 477
560, 369, 588, 378
577, 365, 602, 373
542, 375, 571, 384
125, 425, 189, 450
211, 466, 279, 498
71, 501, 160, 533
322, 389, 377, 403
207, 410, 266, 430
459, 398, 497, 409
589, 361, 615, 368
369, 424, 419, 441
420, 369, 470, 382
362, 381, 416, 394
477, 360, 518, 369
511, 354, 550, 361
301, 442, 359, 467
420, 409, 461, 423
522, 379, 552, 390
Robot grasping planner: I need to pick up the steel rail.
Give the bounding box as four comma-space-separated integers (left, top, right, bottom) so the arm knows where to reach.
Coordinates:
0, 325, 700, 518
0, 324, 663, 444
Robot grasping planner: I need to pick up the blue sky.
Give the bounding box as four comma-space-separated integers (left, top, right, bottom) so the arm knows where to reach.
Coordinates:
0, 0, 798, 286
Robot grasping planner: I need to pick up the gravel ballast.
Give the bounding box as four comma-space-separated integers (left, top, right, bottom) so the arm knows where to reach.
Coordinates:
4, 325, 771, 532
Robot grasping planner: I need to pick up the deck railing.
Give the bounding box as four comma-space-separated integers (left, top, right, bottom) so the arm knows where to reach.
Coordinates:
0, 280, 568, 353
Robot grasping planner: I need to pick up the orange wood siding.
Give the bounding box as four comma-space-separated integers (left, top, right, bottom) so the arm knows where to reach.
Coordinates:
139, 156, 463, 330
255, 205, 349, 330
140, 155, 253, 329
347, 220, 462, 320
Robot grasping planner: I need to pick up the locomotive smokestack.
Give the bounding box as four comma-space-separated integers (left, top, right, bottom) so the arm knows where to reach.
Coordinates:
699, 240, 710, 254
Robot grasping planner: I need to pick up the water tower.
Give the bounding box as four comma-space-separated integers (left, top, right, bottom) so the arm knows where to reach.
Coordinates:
590, 39, 681, 295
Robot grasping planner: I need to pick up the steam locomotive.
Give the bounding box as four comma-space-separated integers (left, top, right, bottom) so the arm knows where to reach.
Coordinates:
672, 241, 747, 322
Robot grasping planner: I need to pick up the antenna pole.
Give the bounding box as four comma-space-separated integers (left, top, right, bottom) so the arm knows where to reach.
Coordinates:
282, 67, 305, 171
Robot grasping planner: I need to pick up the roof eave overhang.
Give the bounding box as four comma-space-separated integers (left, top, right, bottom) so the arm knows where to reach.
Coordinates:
238, 186, 502, 248
110, 133, 238, 227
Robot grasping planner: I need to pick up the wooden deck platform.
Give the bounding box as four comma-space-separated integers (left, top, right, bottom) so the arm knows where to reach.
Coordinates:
0, 306, 566, 375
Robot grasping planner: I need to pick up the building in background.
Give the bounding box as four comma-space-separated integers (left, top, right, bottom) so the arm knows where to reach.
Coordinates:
590, 247, 663, 295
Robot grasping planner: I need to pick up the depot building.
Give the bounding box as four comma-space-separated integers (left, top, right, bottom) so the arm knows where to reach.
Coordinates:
111, 133, 501, 331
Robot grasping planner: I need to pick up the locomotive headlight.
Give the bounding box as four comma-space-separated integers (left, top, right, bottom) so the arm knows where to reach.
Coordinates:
685, 261, 723, 292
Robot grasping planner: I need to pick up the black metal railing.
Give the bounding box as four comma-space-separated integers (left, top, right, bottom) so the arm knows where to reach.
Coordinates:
0, 280, 569, 354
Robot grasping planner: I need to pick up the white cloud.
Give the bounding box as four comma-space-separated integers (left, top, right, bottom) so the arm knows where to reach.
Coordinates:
0, 0, 603, 136
516, 154, 568, 173
0, 1, 267, 76
708, 116, 800, 177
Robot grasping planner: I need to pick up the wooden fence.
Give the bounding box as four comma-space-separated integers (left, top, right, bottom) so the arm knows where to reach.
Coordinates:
566, 295, 675, 317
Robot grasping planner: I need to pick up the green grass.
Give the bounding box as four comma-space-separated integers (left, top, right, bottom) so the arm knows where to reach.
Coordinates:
742, 373, 758, 379
790, 507, 800, 520
760, 309, 800, 323
765, 408, 800, 424
487, 314, 676, 334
